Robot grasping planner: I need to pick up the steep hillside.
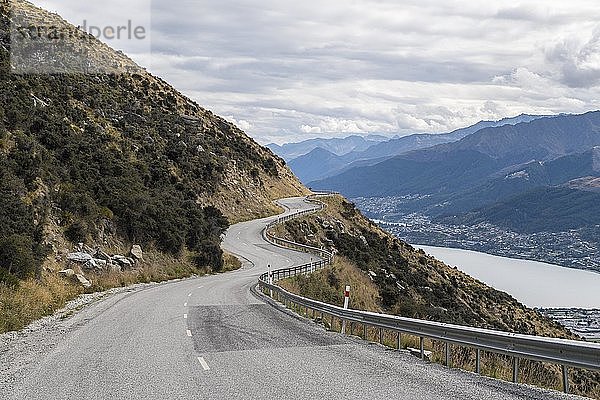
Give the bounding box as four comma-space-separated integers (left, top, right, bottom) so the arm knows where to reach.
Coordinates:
0, 0, 306, 329
272, 196, 571, 335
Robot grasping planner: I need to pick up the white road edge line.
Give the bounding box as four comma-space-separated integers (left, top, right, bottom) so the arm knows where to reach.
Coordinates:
186, 330, 192, 337
183, 314, 188, 319
198, 357, 210, 371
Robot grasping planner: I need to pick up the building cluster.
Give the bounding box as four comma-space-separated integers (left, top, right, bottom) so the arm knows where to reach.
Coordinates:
353, 196, 600, 273
539, 308, 600, 341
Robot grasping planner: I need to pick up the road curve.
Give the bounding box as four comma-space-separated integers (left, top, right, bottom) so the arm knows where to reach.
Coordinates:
1, 197, 582, 399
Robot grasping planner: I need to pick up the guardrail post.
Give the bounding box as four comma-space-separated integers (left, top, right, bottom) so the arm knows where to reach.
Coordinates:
420, 337, 425, 360
363, 324, 368, 341
475, 349, 481, 374
512, 357, 519, 383
341, 286, 350, 334
445, 342, 450, 367
396, 332, 401, 350
562, 365, 569, 394
379, 328, 383, 344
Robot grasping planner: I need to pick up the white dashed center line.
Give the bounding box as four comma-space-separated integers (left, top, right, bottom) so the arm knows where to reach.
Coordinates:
183, 314, 188, 319
184, 302, 187, 307
186, 330, 192, 337
188, 293, 192, 297
197, 357, 210, 371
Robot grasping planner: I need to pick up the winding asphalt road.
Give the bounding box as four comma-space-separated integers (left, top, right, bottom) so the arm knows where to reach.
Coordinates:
1, 197, 582, 399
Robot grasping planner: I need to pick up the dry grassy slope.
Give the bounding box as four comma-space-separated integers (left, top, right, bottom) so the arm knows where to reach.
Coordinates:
273, 195, 600, 398
272, 195, 573, 338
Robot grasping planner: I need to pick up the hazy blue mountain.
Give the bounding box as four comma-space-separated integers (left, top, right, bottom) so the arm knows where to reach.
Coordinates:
288, 147, 344, 183
267, 134, 388, 161
286, 114, 548, 183
342, 114, 548, 164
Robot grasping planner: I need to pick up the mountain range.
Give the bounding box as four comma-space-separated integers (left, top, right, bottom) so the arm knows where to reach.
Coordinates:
278, 114, 546, 183
309, 111, 600, 234
267, 134, 389, 161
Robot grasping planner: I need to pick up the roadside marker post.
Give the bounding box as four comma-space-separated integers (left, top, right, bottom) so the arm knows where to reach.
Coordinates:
268, 264, 273, 298
341, 285, 350, 334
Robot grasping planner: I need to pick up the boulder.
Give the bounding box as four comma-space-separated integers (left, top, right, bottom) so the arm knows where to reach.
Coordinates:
113, 255, 132, 269
58, 269, 75, 277
75, 274, 92, 288
94, 250, 112, 262
129, 245, 143, 261
83, 258, 107, 270
67, 252, 93, 263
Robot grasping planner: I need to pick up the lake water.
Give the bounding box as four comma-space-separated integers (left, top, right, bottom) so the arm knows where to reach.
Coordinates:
414, 245, 600, 308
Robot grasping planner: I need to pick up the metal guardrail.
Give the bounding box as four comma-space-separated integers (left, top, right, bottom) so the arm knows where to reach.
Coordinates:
259, 194, 600, 395
262, 194, 334, 264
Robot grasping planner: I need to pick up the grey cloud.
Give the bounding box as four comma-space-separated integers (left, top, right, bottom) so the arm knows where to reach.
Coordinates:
34, 0, 600, 142
546, 28, 600, 88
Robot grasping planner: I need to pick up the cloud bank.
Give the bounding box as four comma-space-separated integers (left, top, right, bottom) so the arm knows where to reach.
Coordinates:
33, 0, 600, 144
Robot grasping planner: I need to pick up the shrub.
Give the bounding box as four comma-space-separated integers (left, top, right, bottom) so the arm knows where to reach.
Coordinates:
0, 234, 39, 285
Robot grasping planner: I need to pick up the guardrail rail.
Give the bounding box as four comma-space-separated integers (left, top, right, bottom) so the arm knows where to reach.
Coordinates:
258, 193, 600, 395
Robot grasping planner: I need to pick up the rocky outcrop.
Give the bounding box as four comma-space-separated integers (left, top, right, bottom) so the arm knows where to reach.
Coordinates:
58, 268, 91, 288
65, 245, 143, 273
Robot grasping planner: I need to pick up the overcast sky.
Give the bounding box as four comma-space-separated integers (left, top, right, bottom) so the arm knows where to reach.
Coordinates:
33, 0, 600, 144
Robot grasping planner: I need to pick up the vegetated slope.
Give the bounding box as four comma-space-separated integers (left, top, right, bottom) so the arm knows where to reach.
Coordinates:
271, 195, 600, 398
439, 187, 600, 233
422, 147, 600, 217
272, 196, 569, 334
0, 0, 305, 317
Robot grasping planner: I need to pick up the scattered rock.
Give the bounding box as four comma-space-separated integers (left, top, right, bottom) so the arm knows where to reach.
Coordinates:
407, 347, 432, 361
113, 255, 133, 269
94, 250, 112, 262
75, 274, 92, 288
83, 258, 107, 271
130, 245, 143, 261
359, 235, 368, 247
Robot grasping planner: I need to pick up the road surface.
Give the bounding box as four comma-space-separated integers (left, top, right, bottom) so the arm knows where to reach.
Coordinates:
0, 197, 582, 399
